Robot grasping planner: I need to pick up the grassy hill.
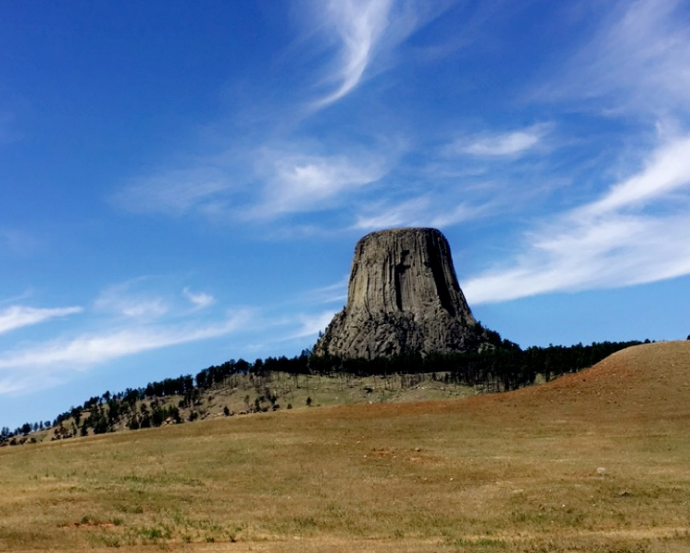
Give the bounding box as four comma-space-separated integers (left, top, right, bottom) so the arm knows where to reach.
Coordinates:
3, 339, 641, 444
1, 341, 689, 552
6, 370, 480, 445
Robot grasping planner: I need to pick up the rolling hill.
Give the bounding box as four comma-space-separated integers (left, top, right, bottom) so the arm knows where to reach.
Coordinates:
0, 341, 688, 552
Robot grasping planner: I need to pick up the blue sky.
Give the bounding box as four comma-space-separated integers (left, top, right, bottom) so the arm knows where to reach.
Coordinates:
2, 0, 690, 429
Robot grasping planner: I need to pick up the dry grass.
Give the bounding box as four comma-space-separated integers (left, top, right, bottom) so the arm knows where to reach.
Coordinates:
1, 341, 689, 552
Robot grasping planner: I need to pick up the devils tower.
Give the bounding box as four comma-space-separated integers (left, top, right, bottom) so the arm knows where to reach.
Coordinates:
314, 228, 488, 359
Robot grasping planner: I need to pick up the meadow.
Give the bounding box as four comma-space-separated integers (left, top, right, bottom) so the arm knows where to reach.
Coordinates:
1, 341, 689, 552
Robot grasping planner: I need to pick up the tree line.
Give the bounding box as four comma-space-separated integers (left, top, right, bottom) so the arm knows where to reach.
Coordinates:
307, 339, 644, 391
1, 338, 645, 445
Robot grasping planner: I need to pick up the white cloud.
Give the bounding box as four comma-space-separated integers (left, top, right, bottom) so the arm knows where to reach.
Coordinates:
300, 275, 349, 305
353, 196, 431, 231
284, 310, 338, 340
0, 305, 82, 335
0, 316, 245, 369
353, 195, 491, 232
463, 135, 690, 303
0, 376, 30, 396
183, 287, 215, 309
113, 145, 391, 224
551, 0, 690, 116
94, 280, 169, 320
309, 0, 450, 108
112, 167, 232, 216
449, 124, 551, 158
465, 212, 690, 303
429, 202, 491, 228
312, 0, 395, 107
0, 311, 252, 395
104, 298, 168, 319
460, 3, 690, 304
584, 136, 690, 215
254, 150, 388, 217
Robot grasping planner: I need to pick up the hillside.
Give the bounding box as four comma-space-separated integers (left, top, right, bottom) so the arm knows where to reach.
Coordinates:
0, 341, 688, 552
1, 339, 642, 445
476, 339, 690, 424
3, 370, 480, 446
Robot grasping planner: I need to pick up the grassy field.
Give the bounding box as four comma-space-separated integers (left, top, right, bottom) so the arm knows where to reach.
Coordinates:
1, 341, 689, 552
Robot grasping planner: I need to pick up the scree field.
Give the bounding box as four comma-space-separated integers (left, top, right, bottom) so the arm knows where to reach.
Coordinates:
1, 341, 689, 552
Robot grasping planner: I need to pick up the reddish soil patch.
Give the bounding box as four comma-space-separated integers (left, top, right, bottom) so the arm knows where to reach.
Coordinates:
300, 341, 690, 427
488, 340, 690, 422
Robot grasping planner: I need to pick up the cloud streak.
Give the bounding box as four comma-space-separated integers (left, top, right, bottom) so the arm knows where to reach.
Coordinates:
584, 136, 690, 215
0, 305, 82, 335
461, 2, 690, 305
183, 287, 215, 309
353, 194, 494, 232
0, 311, 252, 395
284, 310, 338, 340
0, 316, 246, 369
312, 0, 395, 107
255, 149, 388, 217
113, 144, 392, 224
309, 0, 450, 108
448, 124, 552, 158
112, 167, 233, 217
94, 279, 170, 320
551, 0, 690, 116
463, 135, 690, 303
300, 275, 349, 305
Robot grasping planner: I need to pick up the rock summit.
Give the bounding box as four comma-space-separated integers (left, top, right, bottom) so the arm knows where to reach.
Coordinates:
314, 228, 488, 359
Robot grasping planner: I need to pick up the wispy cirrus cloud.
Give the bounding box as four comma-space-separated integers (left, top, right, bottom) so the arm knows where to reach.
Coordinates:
446, 124, 553, 158
549, 0, 690, 116
0, 315, 247, 370
353, 194, 494, 232
112, 167, 233, 217
460, 1, 690, 305
0, 305, 82, 335
584, 135, 690, 215
113, 144, 391, 223
353, 196, 433, 231
312, 0, 394, 107
308, 0, 451, 108
96, 278, 218, 318
183, 287, 215, 309
464, 134, 690, 303
94, 279, 169, 320
284, 310, 339, 341
299, 275, 349, 305
0, 310, 252, 395
112, 1, 457, 229
253, 149, 389, 218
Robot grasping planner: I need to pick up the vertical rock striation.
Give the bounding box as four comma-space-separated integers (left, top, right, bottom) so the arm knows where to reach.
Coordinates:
314, 228, 488, 359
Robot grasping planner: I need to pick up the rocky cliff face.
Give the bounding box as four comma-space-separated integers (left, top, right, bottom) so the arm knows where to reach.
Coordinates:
314, 228, 488, 359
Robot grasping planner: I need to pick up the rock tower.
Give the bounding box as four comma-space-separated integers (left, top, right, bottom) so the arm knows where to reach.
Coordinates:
314, 228, 487, 359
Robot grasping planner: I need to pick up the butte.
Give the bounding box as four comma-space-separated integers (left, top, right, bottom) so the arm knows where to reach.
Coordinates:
314, 227, 490, 359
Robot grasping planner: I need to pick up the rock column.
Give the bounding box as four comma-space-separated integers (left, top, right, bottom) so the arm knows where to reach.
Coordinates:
314, 228, 487, 359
